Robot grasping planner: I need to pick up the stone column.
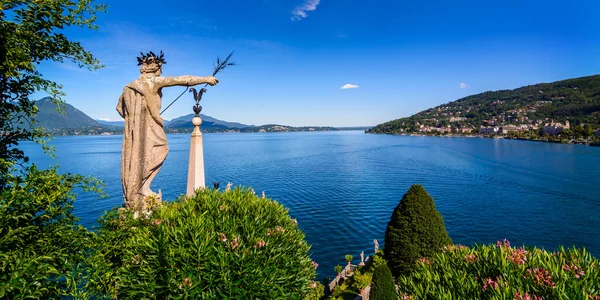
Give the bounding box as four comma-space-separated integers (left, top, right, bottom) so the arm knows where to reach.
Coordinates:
187, 116, 205, 195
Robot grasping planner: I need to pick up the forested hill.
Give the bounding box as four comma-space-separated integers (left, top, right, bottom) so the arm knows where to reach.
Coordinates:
367, 74, 600, 134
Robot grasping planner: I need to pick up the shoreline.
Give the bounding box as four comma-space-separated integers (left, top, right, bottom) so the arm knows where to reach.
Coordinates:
367, 132, 600, 147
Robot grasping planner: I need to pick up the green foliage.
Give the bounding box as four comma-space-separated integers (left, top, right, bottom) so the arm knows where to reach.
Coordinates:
335, 264, 343, 275
384, 184, 452, 276
345, 254, 353, 263
307, 281, 325, 300
371, 254, 388, 271
0, 165, 103, 299
369, 263, 397, 300
88, 187, 317, 299
396, 242, 600, 299
352, 270, 373, 291
0, 0, 106, 185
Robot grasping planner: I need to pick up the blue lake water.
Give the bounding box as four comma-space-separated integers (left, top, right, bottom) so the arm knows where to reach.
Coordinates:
22, 131, 600, 279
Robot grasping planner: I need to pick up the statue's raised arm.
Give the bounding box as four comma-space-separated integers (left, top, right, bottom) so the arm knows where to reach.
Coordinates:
153, 75, 218, 89
116, 51, 219, 213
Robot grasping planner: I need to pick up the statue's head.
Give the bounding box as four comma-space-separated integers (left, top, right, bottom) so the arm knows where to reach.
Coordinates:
137, 51, 166, 76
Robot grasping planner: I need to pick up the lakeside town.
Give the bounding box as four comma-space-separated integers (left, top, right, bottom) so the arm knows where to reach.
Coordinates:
367, 76, 600, 145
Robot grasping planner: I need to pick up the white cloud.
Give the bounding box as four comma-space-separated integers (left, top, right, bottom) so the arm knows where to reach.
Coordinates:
97, 117, 121, 122
460, 83, 469, 89
340, 84, 359, 89
291, 0, 320, 21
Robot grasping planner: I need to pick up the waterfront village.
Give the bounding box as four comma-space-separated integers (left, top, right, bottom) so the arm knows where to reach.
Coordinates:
394, 100, 600, 142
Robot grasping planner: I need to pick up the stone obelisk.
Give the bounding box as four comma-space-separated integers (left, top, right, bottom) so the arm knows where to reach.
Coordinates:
187, 115, 205, 195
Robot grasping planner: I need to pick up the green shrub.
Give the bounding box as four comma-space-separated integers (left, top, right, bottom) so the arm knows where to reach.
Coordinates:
352, 270, 373, 291
384, 184, 451, 276
369, 263, 397, 300
88, 187, 317, 299
0, 166, 102, 299
345, 254, 353, 264
335, 264, 343, 275
396, 242, 600, 299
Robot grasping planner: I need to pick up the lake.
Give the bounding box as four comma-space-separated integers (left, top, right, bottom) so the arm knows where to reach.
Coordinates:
22, 131, 600, 279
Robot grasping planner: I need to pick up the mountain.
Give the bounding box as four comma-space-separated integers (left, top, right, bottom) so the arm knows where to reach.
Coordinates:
166, 114, 249, 129
33, 97, 345, 135
96, 119, 124, 127
35, 98, 102, 129
368, 74, 600, 134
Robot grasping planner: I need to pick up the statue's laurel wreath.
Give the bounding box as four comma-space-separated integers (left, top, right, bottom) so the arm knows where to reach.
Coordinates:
137, 50, 167, 66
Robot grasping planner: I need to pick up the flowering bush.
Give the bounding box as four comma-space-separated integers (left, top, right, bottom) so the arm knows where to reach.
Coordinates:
87, 187, 318, 299
396, 241, 600, 299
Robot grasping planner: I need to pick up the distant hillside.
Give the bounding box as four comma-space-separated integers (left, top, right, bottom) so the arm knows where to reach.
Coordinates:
368, 74, 600, 134
35, 98, 101, 129
32, 98, 345, 135
96, 119, 124, 127
239, 124, 339, 133
165, 114, 245, 131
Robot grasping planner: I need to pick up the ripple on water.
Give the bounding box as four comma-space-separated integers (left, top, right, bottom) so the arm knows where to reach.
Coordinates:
20, 132, 600, 279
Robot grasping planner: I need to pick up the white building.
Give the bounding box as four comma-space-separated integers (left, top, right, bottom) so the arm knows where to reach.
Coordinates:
479, 126, 499, 135
543, 120, 570, 136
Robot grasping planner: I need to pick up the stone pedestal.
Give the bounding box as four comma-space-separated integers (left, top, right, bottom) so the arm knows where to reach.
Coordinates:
187, 116, 205, 195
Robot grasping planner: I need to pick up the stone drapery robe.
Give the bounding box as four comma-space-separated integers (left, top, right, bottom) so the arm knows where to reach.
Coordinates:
117, 75, 212, 209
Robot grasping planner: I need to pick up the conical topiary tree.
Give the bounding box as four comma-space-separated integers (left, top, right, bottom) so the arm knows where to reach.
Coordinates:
384, 184, 452, 276
369, 263, 397, 300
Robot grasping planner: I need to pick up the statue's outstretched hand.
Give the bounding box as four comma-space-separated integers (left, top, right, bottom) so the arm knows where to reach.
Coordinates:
206, 76, 219, 86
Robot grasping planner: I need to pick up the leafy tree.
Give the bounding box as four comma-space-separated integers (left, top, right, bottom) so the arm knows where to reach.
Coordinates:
369, 263, 397, 300
0, 1, 106, 298
0, 0, 106, 185
0, 166, 103, 299
384, 184, 452, 276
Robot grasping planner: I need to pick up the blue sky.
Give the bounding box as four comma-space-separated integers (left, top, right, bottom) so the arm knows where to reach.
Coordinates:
37, 0, 600, 127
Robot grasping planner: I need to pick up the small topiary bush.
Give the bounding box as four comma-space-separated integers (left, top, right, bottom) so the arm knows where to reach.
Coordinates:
369, 263, 397, 300
396, 241, 600, 299
384, 184, 451, 276
88, 187, 318, 299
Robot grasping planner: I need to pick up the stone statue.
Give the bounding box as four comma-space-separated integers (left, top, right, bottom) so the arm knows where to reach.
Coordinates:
359, 251, 365, 266
374, 239, 379, 253
117, 51, 218, 211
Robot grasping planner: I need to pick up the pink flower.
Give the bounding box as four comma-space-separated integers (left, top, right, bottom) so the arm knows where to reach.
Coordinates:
525, 268, 555, 288
131, 254, 141, 264
230, 237, 239, 249
514, 290, 543, 300
464, 254, 476, 263
267, 226, 286, 236
312, 261, 319, 269
401, 294, 413, 300
217, 233, 227, 242
254, 239, 266, 248
311, 281, 317, 289
418, 257, 432, 265
183, 277, 192, 287
497, 238, 511, 248
482, 277, 499, 291
508, 247, 527, 265
152, 219, 162, 226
